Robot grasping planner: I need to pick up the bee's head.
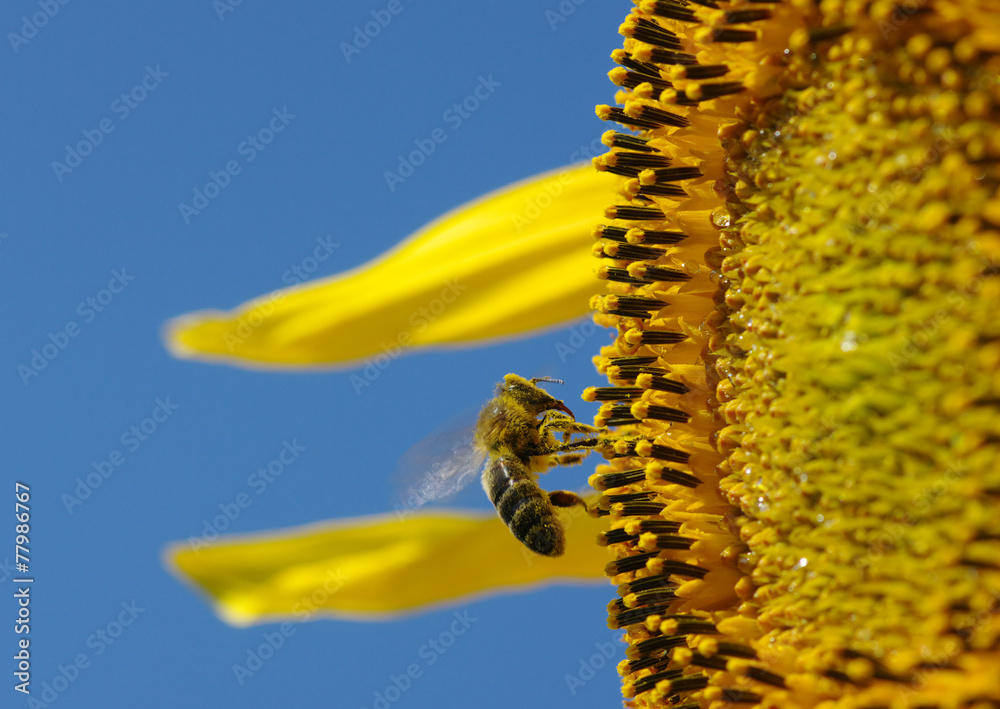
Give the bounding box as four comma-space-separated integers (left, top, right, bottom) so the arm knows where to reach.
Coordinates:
500, 373, 574, 418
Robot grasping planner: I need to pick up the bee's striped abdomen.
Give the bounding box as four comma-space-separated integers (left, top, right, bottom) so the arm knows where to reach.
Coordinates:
482, 456, 565, 556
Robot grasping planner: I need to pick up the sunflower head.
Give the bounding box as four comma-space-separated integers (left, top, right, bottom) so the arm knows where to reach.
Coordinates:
589, 0, 1000, 706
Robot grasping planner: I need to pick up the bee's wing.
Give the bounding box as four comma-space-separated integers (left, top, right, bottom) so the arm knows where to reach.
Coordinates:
392, 421, 487, 509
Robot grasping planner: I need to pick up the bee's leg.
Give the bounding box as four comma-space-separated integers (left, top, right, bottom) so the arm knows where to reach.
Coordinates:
545, 436, 607, 455
531, 451, 572, 471
533, 437, 609, 471
536, 411, 577, 446
539, 411, 604, 439
548, 490, 598, 518
548, 489, 586, 510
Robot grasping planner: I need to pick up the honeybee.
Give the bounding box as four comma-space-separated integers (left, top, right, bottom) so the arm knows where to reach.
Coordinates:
396, 374, 605, 556
474, 374, 604, 556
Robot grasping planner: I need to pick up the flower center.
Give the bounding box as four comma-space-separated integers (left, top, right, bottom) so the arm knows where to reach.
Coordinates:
590, 1, 1000, 706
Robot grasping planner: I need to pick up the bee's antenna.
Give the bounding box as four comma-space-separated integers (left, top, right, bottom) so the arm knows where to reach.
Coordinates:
530, 376, 564, 386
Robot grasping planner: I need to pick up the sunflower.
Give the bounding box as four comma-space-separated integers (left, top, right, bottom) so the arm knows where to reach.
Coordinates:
166, 0, 1000, 707
587, 0, 1000, 706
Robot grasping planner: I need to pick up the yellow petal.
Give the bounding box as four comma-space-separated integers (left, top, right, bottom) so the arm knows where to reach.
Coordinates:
163, 164, 613, 369
165, 507, 607, 625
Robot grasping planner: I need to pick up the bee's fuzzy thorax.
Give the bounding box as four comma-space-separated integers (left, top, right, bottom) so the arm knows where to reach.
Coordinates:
591, 0, 1000, 707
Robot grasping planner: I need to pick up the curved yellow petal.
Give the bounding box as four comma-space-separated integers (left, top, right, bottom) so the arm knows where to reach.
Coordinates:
165, 507, 607, 625
164, 165, 614, 369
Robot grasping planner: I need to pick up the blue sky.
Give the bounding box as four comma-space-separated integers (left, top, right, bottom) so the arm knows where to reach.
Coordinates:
2, 2, 627, 707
